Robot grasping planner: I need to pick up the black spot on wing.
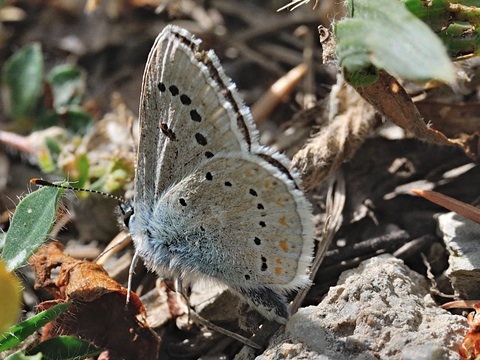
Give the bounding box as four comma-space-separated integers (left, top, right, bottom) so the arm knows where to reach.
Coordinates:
169, 85, 179, 96
195, 133, 207, 146
160, 123, 176, 141
180, 94, 191, 105
190, 109, 202, 122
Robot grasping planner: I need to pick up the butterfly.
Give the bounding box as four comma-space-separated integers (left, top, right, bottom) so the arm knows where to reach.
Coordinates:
122, 25, 314, 323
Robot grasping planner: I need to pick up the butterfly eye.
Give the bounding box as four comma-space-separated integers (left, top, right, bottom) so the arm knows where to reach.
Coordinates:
119, 201, 135, 229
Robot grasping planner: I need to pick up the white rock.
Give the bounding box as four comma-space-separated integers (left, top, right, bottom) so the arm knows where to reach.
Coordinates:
438, 211, 480, 299
260, 255, 467, 359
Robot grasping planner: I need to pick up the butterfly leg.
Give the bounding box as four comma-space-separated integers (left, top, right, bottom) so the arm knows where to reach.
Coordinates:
174, 278, 192, 321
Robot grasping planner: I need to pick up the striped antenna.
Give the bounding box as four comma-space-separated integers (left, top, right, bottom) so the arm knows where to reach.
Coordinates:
30, 178, 129, 206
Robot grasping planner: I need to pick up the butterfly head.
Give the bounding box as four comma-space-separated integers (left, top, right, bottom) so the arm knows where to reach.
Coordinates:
118, 200, 135, 230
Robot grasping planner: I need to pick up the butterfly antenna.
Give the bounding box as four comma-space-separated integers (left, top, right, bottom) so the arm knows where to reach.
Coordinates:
30, 178, 130, 207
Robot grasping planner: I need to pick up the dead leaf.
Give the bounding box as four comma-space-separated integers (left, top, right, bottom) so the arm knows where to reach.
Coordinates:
355, 71, 475, 158
31, 242, 160, 360
442, 300, 480, 360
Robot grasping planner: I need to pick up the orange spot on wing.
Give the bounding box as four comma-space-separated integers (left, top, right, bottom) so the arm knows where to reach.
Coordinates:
275, 199, 284, 206
276, 258, 282, 264
245, 170, 252, 177
279, 240, 289, 252
279, 216, 289, 227
275, 267, 282, 276
265, 180, 271, 189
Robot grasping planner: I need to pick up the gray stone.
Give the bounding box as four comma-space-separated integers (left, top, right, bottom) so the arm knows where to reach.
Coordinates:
259, 255, 467, 359
438, 211, 480, 299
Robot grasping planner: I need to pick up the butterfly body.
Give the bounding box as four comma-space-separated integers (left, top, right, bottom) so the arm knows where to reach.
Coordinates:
128, 25, 314, 323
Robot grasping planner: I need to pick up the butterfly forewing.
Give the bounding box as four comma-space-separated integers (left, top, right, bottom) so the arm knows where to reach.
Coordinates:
137, 27, 259, 204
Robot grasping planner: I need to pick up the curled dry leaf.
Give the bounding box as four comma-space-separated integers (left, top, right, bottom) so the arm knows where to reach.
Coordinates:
293, 26, 469, 190
415, 100, 480, 159
31, 242, 160, 360
355, 71, 475, 158
293, 68, 479, 190
415, 101, 480, 138
442, 300, 480, 360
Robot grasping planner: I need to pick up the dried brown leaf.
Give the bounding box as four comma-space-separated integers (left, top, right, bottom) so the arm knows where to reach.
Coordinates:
31, 242, 160, 360
355, 71, 474, 157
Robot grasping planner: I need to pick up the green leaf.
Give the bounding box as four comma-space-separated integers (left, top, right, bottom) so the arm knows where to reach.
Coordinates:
47, 64, 85, 109
404, 0, 450, 31
439, 21, 480, 57
4, 351, 43, 360
60, 105, 93, 134
1, 43, 44, 120
36, 105, 92, 134
75, 153, 89, 189
34, 110, 59, 131
0, 302, 71, 352
1, 186, 63, 272
38, 137, 62, 173
335, 0, 455, 85
27, 336, 102, 360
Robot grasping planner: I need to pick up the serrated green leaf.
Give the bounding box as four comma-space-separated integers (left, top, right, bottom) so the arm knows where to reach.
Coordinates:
0, 302, 70, 352
27, 336, 102, 360
47, 64, 85, 109
1, 186, 63, 272
335, 0, 455, 85
1, 43, 44, 120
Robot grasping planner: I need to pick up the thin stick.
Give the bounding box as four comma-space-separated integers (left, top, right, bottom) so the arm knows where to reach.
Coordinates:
126, 251, 140, 305
413, 189, 480, 224
189, 310, 261, 350
95, 231, 131, 266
